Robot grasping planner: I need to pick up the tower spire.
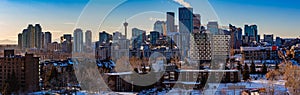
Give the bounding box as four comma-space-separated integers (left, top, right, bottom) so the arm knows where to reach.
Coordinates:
123, 18, 128, 39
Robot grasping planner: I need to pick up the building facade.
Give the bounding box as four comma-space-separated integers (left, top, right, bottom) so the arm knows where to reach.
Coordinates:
166, 12, 175, 32
189, 33, 212, 63
263, 34, 274, 45
179, 7, 193, 58
0, 50, 39, 93
73, 28, 84, 53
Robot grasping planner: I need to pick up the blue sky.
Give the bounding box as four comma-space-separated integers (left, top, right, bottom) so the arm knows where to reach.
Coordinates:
0, 0, 299, 44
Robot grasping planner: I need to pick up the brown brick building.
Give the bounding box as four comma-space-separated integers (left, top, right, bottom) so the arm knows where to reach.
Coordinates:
0, 50, 40, 93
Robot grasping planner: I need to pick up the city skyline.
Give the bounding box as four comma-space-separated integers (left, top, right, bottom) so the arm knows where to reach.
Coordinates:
1, 0, 300, 44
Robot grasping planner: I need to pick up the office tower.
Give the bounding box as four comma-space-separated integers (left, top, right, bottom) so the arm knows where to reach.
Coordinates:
61, 34, 72, 53
150, 31, 160, 45
179, 7, 193, 58
154, 21, 165, 35
0, 50, 39, 93
207, 21, 219, 35
73, 28, 84, 53
229, 24, 242, 49
99, 31, 111, 44
275, 37, 282, 46
21, 29, 29, 48
193, 14, 201, 33
132, 28, 146, 49
85, 30, 92, 47
41, 32, 45, 49
179, 7, 193, 33
44, 32, 52, 45
27, 24, 35, 48
167, 12, 175, 32
264, 34, 274, 45
244, 24, 259, 43
44, 32, 52, 49
252, 25, 259, 42
18, 33, 22, 49
244, 25, 251, 36
35, 24, 43, 49
132, 28, 146, 41
123, 20, 128, 39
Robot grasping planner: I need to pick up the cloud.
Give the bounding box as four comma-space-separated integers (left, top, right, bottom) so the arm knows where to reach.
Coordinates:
174, 0, 192, 8
64, 22, 75, 25
149, 17, 165, 21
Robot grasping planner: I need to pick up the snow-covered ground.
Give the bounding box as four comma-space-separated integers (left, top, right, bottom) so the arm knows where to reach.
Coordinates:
136, 80, 287, 95
31, 80, 288, 95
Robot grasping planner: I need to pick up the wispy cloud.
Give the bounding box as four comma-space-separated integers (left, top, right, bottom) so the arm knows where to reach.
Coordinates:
63, 22, 75, 25
149, 17, 165, 21
174, 0, 191, 7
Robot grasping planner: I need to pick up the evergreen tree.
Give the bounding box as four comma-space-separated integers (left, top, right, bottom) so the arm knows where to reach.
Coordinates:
237, 62, 243, 72
250, 62, 256, 74
275, 63, 279, 70
262, 63, 268, 74
243, 64, 250, 81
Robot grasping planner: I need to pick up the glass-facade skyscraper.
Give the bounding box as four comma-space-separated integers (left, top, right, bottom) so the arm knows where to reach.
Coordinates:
179, 7, 193, 58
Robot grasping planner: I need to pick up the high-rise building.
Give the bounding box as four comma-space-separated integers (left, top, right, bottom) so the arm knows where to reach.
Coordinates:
0, 50, 40, 93
189, 33, 212, 64
154, 21, 165, 35
111, 31, 130, 61
18, 33, 22, 49
62, 34, 72, 53
229, 24, 242, 49
150, 31, 160, 45
44, 32, 52, 49
212, 34, 231, 67
193, 14, 201, 33
73, 28, 84, 53
99, 31, 111, 44
179, 7, 193, 58
19, 24, 44, 49
212, 35, 231, 56
166, 12, 175, 32
85, 30, 92, 47
179, 7, 193, 33
132, 28, 146, 49
34, 24, 43, 49
21, 29, 29, 49
275, 37, 282, 46
44, 32, 52, 43
207, 21, 219, 35
244, 24, 259, 43
264, 34, 274, 45
27, 24, 35, 48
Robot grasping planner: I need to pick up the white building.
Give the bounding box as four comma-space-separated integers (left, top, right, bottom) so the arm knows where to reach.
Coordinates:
189, 33, 212, 62
212, 35, 231, 57
211, 34, 231, 67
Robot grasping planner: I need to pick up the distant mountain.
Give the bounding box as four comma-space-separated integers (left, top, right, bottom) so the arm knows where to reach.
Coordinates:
0, 39, 17, 44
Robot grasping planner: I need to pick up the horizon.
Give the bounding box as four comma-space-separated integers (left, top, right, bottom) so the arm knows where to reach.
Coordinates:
0, 0, 300, 44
